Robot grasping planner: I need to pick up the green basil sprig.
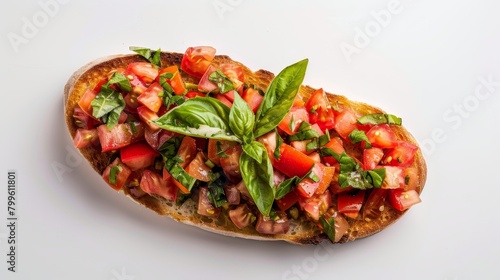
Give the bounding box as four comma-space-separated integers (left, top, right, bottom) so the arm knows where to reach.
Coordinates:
130, 46, 162, 67
209, 70, 235, 93
348, 129, 372, 148
319, 216, 336, 242
91, 72, 130, 129
357, 113, 402, 125
153, 59, 308, 216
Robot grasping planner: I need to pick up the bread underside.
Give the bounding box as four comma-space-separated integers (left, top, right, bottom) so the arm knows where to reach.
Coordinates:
64, 52, 427, 245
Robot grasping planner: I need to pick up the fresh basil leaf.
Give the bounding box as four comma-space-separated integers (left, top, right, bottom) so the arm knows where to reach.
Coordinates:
107, 72, 132, 92
153, 97, 240, 142
168, 162, 197, 192
275, 176, 299, 200
129, 46, 161, 67
105, 94, 125, 130
274, 130, 284, 160
109, 165, 122, 185
357, 113, 402, 125
242, 141, 265, 164
288, 128, 320, 142
209, 70, 234, 93
348, 129, 372, 148
240, 142, 274, 216
319, 216, 336, 243
254, 59, 308, 137
208, 176, 228, 208
229, 92, 255, 144
367, 168, 386, 188
339, 171, 367, 189
91, 87, 123, 119
158, 136, 183, 159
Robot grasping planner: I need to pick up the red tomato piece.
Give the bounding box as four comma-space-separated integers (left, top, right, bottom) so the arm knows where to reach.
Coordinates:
78, 89, 98, 118
305, 88, 335, 132
388, 189, 421, 211
185, 152, 212, 182
198, 64, 218, 92
242, 88, 264, 113
181, 46, 216, 78
124, 70, 148, 96
316, 165, 335, 194
276, 190, 300, 211
184, 91, 206, 99
382, 141, 418, 167
272, 143, 315, 178
278, 107, 310, 135
127, 62, 158, 85
366, 124, 398, 148
220, 145, 243, 183
362, 188, 388, 220
337, 191, 365, 219
73, 106, 100, 129
229, 204, 253, 229
157, 65, 186, 95
120, 141, 159, 171
73, 128, 99, 148
382, 166, 405, 189
102, 158, 132, 191
220, 62, 245, 89
207, 139, 238, 166
255, 211, 290, 234
97, 122, 145, 152
140, 170, 177, 201
363, 147, 384, 170
298, 191, 332, 221
215, 93, 233, 108
403, 167, 419, 191
197, 187, 220, 218
322, 137, 345, 166
137, 82, 163, 113
333, 109, 358, 139
137, 106, 160, 131
224, 185, 241, 205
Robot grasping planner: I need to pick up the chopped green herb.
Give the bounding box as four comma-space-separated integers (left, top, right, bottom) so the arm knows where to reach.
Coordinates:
357, 113, 402, 125
109, 165, 123, 185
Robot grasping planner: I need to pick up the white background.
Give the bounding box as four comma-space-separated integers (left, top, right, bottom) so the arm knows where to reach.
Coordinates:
1, 0, 499, 279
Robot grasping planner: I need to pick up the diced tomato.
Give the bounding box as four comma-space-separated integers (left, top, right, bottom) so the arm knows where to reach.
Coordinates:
127, 62, 159, 85
293, 91, 306, 107
388, 189, 421, 211
220, 145, 242, 183
403, 167, 419, 191
177, 136, 197, 168
321, 209, 350, 243
137, 106, 160, 131
97, 122, 145, 152
185, 152, 212, 182
102, 158, 132, 191
242, 88, 263, 113
337, 191, 365, 219
117, 111, 128, 124
298, 191, 332, 221
120, 141, 158, 171
272, 143, 315, 178
77, 89, 98, 117
215, 93, 233, 108
224, 185, 241, 205
278, 107, 309, 135
222, 90, 235, 102
322, 137, 345, 166
256, 131, 277, 161
308, 152, 321, 163
382, 141, 418, 167
197, 187, 220, 218
73, 128, 99, 148
207, 139, 238, 166
229, 204, 254, 229
198, 65, 218, 92
140, 170, 177, 201
290, 140, 310, 154
362, 188, 388, 220
305, 89, 335, 132
220, 63, 245, 88
276, 190, 300, 211
124, 70, 148, 96
144, 128, 175, 150
316, 165, 335, 194
194, 138, 208, 153
363, 147, 384, 170
255, 211, 290, 234
333, 109, 358, 139
157, 65, 185, 95
366, 124, 398, 148
181, 46, 216, 78
124, 92, 140, 112
185, 91, 206, 99
73, 106, 100, 129
382, 166, 405, 189
329, 183, 353, 194
137, 82, 163, 113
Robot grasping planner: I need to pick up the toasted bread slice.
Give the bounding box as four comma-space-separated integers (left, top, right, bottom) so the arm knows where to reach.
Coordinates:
64, 51, 427, 245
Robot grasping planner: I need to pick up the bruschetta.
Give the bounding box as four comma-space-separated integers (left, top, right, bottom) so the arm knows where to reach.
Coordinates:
64, 46, 427, 245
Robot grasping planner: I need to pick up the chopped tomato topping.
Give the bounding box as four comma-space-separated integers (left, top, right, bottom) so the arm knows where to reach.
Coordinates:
181, 46, 216, 78
120, 141, 158, 171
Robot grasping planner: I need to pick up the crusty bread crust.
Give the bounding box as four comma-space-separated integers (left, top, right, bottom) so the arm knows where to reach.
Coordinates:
64, 51, 427, 245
